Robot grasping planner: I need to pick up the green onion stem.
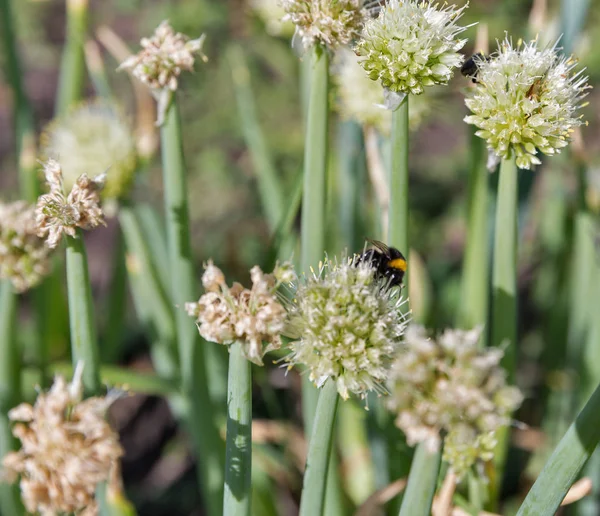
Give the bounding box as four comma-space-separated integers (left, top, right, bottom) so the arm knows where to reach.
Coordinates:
65, 231, 101, 395
0, 280, 24, 516
299, 379, 340, 516
55, 0, 88, 115
160, 95, 224, 516
398, 443, 441, 516
389, 96, 409, 259
223, 342, 252, 516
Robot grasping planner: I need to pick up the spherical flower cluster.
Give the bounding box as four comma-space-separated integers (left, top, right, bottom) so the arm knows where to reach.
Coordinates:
0, 201, 53, 292
185, 261, 292, 365
464, 38, 590, 170
284, 254, 410, 400
280, 0, 366, 51
355, 0, 468, 96
333, 48, 430, 134
118, 20, 207, 92
1, 364, 124, 515
386, 325, 523, 478
41, 102, 137, 201
35, 159, 106, 248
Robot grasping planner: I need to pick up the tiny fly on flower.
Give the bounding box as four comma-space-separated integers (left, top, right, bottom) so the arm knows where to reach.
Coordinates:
461, 52, 490, 83
357, 239, 407, 288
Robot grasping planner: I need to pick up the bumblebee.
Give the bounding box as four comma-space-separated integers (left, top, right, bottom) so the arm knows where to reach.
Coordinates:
460, 52, 489, 83
357, 239, 407, 288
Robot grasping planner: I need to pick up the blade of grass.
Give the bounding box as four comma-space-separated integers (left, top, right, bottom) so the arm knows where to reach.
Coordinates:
516, 377, 600, 515
299, 379, 340, 516
227, 44, 284, 232
160, 95, 224, 516
55, 0, 88, 115
223, 343, 252, 515
398, 443, 441, 516
0, 280, 24, 516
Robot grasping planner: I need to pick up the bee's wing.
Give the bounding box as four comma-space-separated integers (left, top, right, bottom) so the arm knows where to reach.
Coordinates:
366, 238, 391, 257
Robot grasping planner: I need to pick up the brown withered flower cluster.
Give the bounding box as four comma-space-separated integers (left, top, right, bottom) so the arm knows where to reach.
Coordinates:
186, 261, 294, 365
1, 365, 123, 515
35, 158, 105, 248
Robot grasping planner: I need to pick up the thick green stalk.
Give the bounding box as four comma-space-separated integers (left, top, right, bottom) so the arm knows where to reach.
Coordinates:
458, 130, 490, 336
398, 443, 441, 516
228, 45, 284, 231
224, 343, 252, 516
65, 231, 101, 394
300, 42, 329, 446
491, 157, 518, 378
389, 97, 409, 256
55, 0, 88, 115
160, 96, 224, 516
517, 380, 600, 515
299, 379, 339, 516
0, 280, 24, 516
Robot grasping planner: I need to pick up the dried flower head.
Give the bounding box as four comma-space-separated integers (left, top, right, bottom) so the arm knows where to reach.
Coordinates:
280, 0, 367, 51
185, 261, 292, 365
333, 48, 430, 133
35, 159, 106, 248
284, 254, 410, 400
251, 0, 295, 37
41, 101, 138, 201
355, 0, 469, 96
0, 201, 53, 292
1, 364, 124, 515
464, 37, 590, 170
118, 20, 207, 92
386, 325, 523, 478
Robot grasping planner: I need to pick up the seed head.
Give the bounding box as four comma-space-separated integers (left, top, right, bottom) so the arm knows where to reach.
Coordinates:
464, 37, 590, 170
41, 101, 137, 201
386, 325, 523, 478
280, 0, 367, 51
355, 0, 468, 96
35, 159, 106, 248
284, 254, 410, 400
0, 201, 53, 292
1, 364, 124, 515
186, 261, 291, 365
118, 20, 207, 92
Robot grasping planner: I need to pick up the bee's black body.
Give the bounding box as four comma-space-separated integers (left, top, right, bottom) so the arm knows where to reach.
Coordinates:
461, 52, 489, 83
357, 239, 407, 288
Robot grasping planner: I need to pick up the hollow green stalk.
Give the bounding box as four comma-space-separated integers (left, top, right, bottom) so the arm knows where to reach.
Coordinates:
160, 95, 224, 516
0, 280, 24, 516
458, 130, 490, 338
65, 231, 101, 394
224, 342, 252, 516
517, 378, 600, 515
55, 0, 88, 115
299, 379, 339, 516
491, 157, 518, 378
398, 443, 441, 516
300, 42, 329, 442
389, 97, 409, 258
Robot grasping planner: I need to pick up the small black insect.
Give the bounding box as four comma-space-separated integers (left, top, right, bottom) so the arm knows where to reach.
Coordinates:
357, 239, 407, 288
461, 52, 490, 83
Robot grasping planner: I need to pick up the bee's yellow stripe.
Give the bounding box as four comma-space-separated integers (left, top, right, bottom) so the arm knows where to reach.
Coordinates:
388, 258, 407, 271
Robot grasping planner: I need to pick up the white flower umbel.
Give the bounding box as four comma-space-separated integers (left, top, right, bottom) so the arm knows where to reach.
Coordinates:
356, 0, 469, 96
280, 0, 367, 51
386, 325, 523, 479
464, 37, 590, 170
41, 101, 137, 201
333, 47, 430, 133
284, 254, 410, 400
